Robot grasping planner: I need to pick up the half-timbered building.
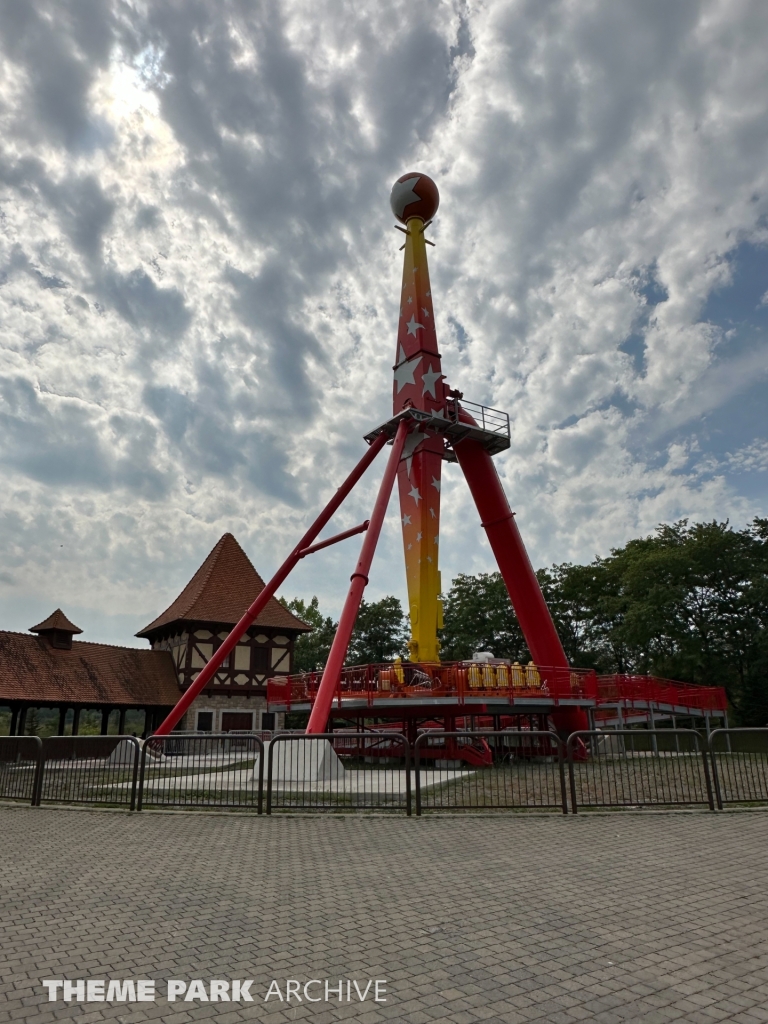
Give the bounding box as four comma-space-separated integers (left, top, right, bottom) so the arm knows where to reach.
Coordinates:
0, 534, 310, 736
136, 533, 309, 732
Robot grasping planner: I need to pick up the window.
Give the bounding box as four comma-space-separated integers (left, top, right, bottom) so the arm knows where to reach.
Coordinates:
196, 711, 214, 732
252, 647, 269, 674
261, 712, 275, 731
221, 712, 253, 732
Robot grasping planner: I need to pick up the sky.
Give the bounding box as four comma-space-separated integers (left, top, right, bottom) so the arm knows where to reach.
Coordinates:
1, 0, 767, 646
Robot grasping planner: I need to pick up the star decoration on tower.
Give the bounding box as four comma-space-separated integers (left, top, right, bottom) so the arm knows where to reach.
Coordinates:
393, 344, 422, 393
401, 427, 427, 458
409, 486, 421, 505
429, 507, 436, 519
400, 427, 428, 477
421, 364, 443, 398
422, 307, 430, 318
390, 176, 421, 219
406, 315, 424, 337
431, 476, 441, 492
416, 531, 422, 542
402, 514, 411, 526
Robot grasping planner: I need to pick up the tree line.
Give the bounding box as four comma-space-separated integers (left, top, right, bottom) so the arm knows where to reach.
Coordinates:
282, 518, 768, 726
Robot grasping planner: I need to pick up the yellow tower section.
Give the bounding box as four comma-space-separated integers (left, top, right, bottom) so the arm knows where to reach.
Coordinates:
392, 216, 446, 663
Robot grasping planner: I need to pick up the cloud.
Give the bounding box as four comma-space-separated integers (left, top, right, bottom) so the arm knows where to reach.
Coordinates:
0, 0, 767, 640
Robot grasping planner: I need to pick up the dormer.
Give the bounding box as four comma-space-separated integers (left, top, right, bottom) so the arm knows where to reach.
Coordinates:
29, 608, 83, 651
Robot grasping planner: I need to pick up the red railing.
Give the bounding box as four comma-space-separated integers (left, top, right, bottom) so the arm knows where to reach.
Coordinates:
268, 661, 598, 709
596, 674, 727, 712
268, 662, 727, 715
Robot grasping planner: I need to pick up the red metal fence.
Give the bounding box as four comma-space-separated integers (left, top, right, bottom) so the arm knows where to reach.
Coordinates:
595, 674, 727, 712
267, 662, 727, 714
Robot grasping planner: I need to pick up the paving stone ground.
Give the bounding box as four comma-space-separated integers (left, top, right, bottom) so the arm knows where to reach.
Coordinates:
1, 805, 768, 1024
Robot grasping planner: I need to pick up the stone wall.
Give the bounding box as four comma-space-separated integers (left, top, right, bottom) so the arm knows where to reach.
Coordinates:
179, 692, 284, 732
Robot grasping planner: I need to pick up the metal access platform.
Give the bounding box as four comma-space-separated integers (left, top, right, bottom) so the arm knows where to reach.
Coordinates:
364, 397, 511, 460
267, 662, 728, 725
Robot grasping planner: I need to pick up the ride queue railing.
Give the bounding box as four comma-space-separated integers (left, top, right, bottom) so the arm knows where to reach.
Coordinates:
566, 729, 714, 812
414, 730, 568, 815
37, 736, 140, 810
0, 737, 44, 805
708, 728, 768, 809
137, 734, 264, 812
266, 732, 411, 814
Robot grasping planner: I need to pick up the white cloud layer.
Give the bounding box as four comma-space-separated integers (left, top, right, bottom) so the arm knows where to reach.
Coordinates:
1, 0, 767, 642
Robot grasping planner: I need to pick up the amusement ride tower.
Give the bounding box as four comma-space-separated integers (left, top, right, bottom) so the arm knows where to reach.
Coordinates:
154, 173, 588, 739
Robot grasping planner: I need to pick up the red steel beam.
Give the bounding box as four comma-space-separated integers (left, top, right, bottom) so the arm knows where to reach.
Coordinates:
453, 430, 588, 736
454, 436, 567, 668
306, 419, 409, 734
153, 433, 389, 736
298, 520, 370, 558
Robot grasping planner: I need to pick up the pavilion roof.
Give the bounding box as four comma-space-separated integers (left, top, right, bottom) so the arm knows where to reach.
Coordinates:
136, 533, 310, 639
0, 632, 180, 706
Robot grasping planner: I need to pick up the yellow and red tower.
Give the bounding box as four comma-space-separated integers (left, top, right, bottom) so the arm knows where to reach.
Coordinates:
390, 174, 444, 662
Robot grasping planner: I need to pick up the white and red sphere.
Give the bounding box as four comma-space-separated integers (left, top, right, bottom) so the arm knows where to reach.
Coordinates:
390, 172, 439, 223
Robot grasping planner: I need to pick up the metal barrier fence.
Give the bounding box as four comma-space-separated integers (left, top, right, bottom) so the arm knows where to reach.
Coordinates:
414, 731, 567, 814
709, 728, 768, 809
4, 728, 768, 814
138, 734, 264, 812
38, 736, 140, 810
266, 732, 411, 814
567, 729, 714, 812
0, 737, 43, 805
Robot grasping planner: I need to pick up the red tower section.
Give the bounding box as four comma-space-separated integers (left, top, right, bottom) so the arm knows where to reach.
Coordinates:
391, 173, 445, 662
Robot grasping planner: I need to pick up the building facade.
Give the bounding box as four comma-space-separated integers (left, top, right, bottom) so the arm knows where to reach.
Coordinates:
136, 533, 309, 732
0, 534, 309, 736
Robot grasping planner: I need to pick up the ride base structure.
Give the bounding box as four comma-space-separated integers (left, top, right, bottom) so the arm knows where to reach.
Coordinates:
154, 173, 727, 757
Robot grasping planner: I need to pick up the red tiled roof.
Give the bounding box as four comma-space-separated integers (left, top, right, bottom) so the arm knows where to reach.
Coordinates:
30, 609, 83, 634
0, 633, 180, 706
136, 533, 310, 639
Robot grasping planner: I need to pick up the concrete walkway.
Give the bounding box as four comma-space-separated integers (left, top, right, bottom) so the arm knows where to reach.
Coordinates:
1, 806, 767, 1023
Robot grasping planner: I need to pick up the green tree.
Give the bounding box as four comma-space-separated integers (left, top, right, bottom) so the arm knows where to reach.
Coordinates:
439, 572, 529, 662
280, 596, 337, 673
437, 518, 768, 725
347, 596, 409, 664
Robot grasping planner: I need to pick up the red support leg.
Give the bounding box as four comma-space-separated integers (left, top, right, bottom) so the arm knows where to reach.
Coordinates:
306, 420, 409, 734
453, 435, 588, 736
153, 432, 390, 737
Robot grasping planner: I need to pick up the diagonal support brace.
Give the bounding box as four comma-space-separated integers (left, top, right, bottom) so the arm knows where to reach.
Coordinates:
152, 432, 390, 737
306, 419, 409, 734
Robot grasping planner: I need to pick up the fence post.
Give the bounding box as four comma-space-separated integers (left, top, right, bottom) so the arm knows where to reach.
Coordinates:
567, 734, 579, 814
404, 737, 412, 817
708, 729, 724, 811
556, 736, 568, 815
255, 736, 265, 815
32, 736, 44, 807
699, 732, 715, 811
128, 737, 140, 812
136, 741, 149, 812
266, 738, 275, 815
414, 735, 422, 816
